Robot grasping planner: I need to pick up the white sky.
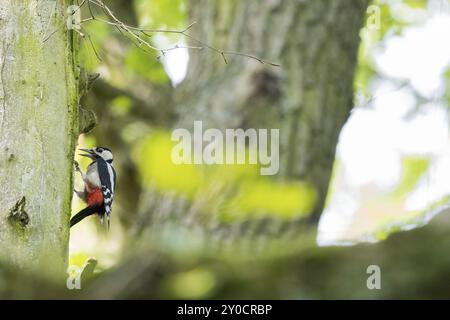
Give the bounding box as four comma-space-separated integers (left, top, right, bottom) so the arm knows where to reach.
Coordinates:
319, 10, 450, 245
155, 34, 189, 87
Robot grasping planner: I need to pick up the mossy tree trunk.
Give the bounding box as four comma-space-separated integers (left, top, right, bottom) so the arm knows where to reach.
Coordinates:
0, 0, 79, 276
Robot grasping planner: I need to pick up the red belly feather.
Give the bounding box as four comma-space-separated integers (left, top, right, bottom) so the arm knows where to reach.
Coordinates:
87, 188, 103, 207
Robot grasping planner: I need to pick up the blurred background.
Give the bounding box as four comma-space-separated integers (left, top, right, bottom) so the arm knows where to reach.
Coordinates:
65, 0, 450, 299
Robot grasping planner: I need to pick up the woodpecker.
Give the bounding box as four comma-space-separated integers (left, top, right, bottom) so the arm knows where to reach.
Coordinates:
70, 147, 116, 229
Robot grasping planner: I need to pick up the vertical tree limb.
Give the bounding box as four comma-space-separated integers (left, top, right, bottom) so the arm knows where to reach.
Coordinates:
0, 0, 79, 276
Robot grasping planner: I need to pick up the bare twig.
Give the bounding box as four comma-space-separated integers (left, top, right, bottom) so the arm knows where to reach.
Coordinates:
41, 0, 57, 43
75, 0, 280, 66
74, 0, 87, 14
86, 33, 102, 62
42, 29, 58, 43
73, 28, 85, 38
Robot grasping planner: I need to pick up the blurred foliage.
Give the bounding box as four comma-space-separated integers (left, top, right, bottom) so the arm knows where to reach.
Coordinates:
129, 0, 188, 79
132, 131, 316, 222
134, 0, 187, 30
133, 131, 202, 197
222, 180, 316, 221
403, 0, 428, 9
348, 156, 432, 241
445, 67, 450, 107
125, 47, 169, 84
69, 253, 91, 269
79, 15, 109, 72
355, 0, 428, 96
391, 156, 430, 200
162, 267, 217, 299
374, 194, 450, 241
110, 96, 132, 117
373, 210, 422, 241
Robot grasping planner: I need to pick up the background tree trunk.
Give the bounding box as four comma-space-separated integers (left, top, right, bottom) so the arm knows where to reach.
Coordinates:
133, 0, 369, 242
179, 0, 369, 223
0, 0, 79, 275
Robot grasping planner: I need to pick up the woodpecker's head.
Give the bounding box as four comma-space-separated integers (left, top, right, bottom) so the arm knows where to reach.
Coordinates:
79, 147, 113, 163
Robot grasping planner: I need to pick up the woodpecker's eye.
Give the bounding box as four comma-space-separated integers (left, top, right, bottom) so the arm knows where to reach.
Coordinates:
97, 148, 104, 153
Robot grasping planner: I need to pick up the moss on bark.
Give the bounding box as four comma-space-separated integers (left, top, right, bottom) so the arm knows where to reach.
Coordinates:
0, 0, 79, 277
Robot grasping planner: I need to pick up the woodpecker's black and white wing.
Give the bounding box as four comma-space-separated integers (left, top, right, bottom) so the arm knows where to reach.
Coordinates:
97, 158, 116, 228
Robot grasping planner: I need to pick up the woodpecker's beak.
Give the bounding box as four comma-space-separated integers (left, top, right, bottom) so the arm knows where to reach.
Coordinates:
79, 148, 96, 159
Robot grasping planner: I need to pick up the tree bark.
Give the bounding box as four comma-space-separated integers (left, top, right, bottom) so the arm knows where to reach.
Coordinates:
0, 0, 79, 275
179, 0, 369, 223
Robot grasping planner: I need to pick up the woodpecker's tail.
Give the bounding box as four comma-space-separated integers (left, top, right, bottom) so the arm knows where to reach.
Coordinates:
70, 206, 102, 228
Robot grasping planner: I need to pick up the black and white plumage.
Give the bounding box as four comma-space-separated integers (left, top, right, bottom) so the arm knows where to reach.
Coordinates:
97, 155, 116, 227
70, 146, 116, 229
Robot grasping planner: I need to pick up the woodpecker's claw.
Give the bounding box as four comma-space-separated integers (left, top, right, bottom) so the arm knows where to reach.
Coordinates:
74, 189, 86, 201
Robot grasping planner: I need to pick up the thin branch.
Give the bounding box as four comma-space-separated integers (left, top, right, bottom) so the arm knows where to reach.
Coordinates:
74, 0, 87, 14
76, 0, 280, 66
86, 33, 102, 62
161, 44, 203, 52
81, 17, 94, 23
89, 0, 160, 52
41, 0, 57, 43
222, 51, 280, 67
73, 28, 85, 38
42, 29, 58, 43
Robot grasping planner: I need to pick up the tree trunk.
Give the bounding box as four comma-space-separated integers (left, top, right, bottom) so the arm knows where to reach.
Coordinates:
179, 0, 369, 223
133, 0, 369, 241
0, 0, 79, 275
